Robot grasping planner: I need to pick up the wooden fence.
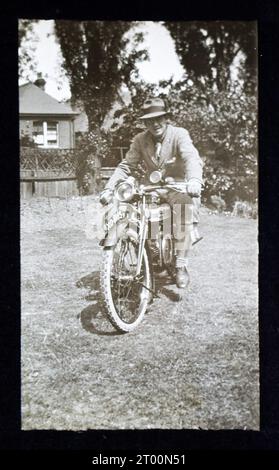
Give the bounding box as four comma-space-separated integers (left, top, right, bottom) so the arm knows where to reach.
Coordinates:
20, 169, 79, 198
20, 147, 128, 198
20, 147, 78, 198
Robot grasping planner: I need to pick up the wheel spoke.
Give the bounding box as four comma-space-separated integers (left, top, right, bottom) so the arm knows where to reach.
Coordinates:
108, 237, 149, 323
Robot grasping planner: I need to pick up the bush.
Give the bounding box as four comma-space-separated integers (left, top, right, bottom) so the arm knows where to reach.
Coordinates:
232, 200, 258, 218
163, 83, 257, 206
75, 129, 113, 195
20, 132, 37, 148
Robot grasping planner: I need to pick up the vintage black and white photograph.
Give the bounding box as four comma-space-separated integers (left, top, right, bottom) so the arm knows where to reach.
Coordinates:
19, 20, 258, 430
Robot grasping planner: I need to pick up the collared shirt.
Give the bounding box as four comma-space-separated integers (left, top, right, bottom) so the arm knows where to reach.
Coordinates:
149, 126, 167, 163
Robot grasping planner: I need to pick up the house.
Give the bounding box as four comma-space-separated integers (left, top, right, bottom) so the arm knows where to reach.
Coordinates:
19, 76, 79, 149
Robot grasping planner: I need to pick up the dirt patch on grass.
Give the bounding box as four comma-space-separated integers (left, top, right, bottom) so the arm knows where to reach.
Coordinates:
21, 196, 259, 430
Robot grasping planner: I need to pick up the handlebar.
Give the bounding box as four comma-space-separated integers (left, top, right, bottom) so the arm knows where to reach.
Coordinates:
140, 182, 190, 193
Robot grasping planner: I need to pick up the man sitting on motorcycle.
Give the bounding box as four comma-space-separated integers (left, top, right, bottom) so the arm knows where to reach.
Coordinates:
99, 97, 203, 289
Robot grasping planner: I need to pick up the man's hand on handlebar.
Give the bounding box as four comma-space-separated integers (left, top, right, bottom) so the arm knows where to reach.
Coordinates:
187, 179, 202, 198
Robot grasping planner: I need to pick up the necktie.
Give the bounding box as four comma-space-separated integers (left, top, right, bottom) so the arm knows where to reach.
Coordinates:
155, 142, 161, 164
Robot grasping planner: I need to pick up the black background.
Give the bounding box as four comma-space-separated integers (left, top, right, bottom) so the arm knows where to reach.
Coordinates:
0, 0, 279, 465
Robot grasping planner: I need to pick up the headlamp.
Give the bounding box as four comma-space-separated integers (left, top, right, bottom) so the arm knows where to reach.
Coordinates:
115, 181, 135, 202
149, 170, 163, 184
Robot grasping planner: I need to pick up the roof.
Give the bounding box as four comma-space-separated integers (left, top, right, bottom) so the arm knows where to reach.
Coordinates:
19, 83, 78, 116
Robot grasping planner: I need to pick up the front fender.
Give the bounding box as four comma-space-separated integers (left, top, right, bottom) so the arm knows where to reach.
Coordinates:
99, 219, 133, 248
99, 202, 141, 248
99, 216, 142, 248
99, 222, 123, 248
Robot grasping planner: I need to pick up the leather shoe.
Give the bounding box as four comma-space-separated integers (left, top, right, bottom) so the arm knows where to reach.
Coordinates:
175, 266, 190, 288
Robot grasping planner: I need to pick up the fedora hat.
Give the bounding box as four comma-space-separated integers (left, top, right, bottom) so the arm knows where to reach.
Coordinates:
139, 97, 169, 120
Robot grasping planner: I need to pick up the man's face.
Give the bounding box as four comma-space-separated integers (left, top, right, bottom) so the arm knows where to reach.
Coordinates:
144, 115, 167, 139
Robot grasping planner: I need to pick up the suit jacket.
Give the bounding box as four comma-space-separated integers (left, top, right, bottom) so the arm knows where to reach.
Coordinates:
105, 124, 203, 190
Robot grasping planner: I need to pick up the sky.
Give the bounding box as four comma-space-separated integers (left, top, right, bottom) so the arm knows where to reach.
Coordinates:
19, 20, 185, 101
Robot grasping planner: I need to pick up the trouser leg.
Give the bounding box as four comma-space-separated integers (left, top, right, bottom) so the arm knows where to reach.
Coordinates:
193, 196, 200, 224
173, 206, 193, 268
165, 191, 194, 267
192, 196, 203, 244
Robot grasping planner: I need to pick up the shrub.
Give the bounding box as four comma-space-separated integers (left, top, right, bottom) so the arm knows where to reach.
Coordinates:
75, 129, 113, 195
163, 83, 257, 207
20, 132, 37, 148
232, 200, 258, 218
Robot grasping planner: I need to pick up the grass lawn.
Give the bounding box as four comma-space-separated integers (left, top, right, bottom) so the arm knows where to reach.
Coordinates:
21, 196, 259, 430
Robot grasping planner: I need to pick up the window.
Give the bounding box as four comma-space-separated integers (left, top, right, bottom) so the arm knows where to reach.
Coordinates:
33, 121, 59, 148
33, 121, 44, 146
46, 121, 58, 147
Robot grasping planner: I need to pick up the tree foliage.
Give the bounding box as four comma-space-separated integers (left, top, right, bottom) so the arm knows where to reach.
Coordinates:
164, 21, 257, 95
158, 21, 258, 205
54, 20, 147, 130
163, 81, 257, 205
18, 19, 39, 80
54, 20, 148, 193
110, 80, 158, 146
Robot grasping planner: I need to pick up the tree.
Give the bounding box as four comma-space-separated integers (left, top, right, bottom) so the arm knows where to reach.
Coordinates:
54, 20, 147, 130
18, 19, 39, 80
161, 22, 257, 206
164, 21, 257, 95
54, 20, 148, 193
111, 79, 158, 147
160, 79, 257, 205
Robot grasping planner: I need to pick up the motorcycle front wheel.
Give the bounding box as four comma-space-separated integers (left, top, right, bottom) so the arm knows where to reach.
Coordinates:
100, 230, 153, 333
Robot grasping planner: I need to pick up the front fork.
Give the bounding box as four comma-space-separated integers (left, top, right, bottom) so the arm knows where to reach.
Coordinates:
136, 195, 148, 277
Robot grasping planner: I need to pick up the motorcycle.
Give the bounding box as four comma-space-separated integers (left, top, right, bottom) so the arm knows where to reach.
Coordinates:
99, 168, 196, 333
